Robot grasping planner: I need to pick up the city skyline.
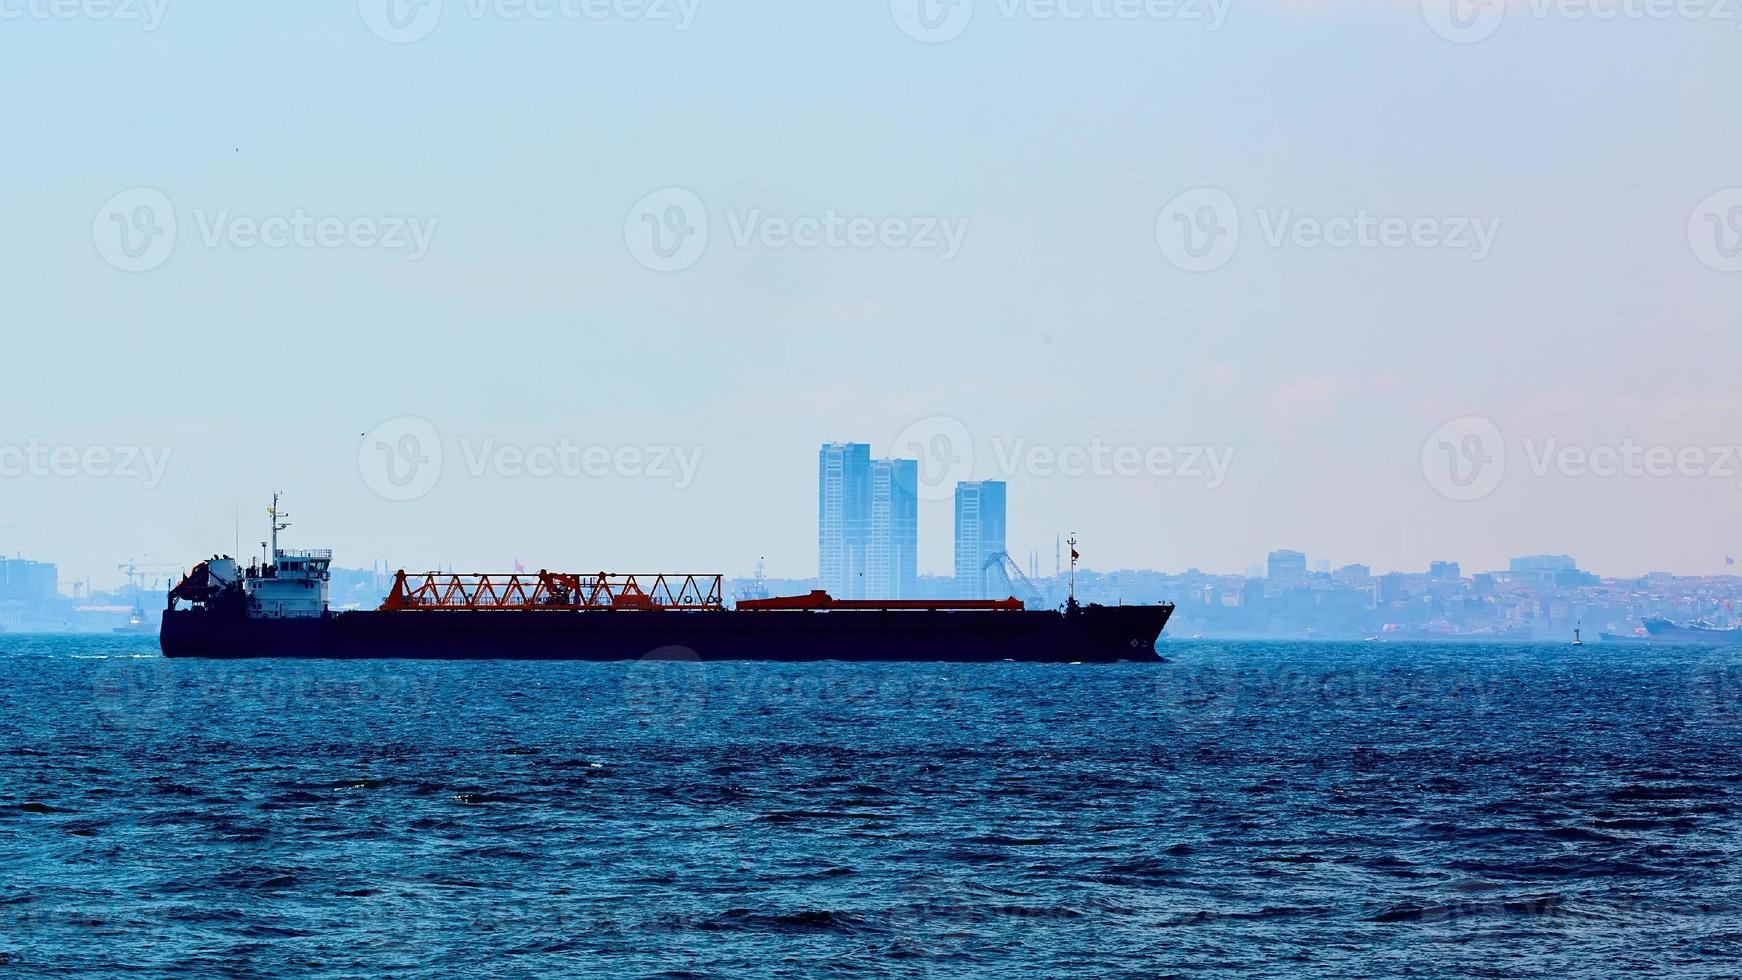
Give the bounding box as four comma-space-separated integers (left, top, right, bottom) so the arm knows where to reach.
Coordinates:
5, 459, 1742, 595
11, 536, 1739, 641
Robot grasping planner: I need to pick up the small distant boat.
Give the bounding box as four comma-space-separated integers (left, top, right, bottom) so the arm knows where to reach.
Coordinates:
1572, 625, 1583, 647
113, 604, 156, 636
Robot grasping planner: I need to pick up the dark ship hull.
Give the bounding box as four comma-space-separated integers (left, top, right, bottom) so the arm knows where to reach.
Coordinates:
160, 602, 1173, 663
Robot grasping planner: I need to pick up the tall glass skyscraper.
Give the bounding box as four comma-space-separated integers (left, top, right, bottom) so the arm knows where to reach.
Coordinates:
818, 443, 872, 599
954, 480, 1008, 599
868, 458, 919, 600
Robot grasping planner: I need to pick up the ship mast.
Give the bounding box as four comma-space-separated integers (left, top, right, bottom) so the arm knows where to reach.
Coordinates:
1067, 533, 1078, 608
268, 492, 291, 567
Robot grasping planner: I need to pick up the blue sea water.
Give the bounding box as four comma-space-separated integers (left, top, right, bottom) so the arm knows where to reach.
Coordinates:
2, 635, 1741, 978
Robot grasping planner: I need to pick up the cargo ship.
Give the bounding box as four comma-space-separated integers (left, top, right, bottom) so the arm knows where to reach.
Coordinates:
1639, 616, 1742, 645
159, 498, 1172, 662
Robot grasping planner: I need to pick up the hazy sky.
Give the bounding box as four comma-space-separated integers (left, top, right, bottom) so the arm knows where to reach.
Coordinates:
2, 3, 1739, 590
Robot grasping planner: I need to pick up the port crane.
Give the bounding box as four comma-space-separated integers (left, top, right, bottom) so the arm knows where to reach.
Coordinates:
981, 551, 1047, 609
118, 560, 183, 598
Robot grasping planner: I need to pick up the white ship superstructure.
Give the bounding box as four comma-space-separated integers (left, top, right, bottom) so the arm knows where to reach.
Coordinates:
241, 494, 330, 619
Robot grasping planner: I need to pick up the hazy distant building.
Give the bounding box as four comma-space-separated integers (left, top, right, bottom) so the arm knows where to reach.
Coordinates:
1267, 550, 1307, 585
818, 443, 872, 600
1511, 554, 1577, 574
1508, 554, 1587, 588
954, 480, 1007, 599
867, 458, 919, 600
1333, 563, 1372, 583
0, 558, 60, 631
1377, 573, 1412, 604
0, 558, 57, 602
1428, 561, 1462, 581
